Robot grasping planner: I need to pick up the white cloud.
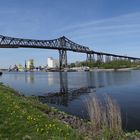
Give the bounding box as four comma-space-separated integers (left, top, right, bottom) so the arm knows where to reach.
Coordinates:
54, 12, 140, 40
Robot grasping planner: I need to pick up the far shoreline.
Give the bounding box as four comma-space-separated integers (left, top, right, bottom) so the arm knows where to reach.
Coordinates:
0, 67, 138, 73
90, 67, 135, 72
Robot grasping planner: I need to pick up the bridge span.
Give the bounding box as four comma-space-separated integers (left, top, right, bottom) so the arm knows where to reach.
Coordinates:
0, 35, 140, 69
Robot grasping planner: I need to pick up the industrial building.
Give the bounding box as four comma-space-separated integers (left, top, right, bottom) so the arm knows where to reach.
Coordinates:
17, 64, 24, 71
27, 59, 34, 71
47, 57, 59, 68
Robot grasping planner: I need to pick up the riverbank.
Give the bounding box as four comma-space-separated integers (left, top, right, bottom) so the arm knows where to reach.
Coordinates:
90, 67, 135, 71
0, 83, 140, 140
2, 67, 136, 73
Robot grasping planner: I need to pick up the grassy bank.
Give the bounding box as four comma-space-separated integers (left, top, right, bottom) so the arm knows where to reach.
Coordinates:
1, 83, 140, 140
0, 83, 83, 140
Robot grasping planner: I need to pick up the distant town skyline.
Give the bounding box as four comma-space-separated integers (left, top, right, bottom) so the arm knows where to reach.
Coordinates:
0, 0, 140, 68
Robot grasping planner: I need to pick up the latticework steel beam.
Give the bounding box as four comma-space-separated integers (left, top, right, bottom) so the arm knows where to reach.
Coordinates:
0, 35, 90, 53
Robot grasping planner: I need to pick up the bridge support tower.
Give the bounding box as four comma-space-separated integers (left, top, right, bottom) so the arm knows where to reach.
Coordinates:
86, 53, 95, 62
105, 55, 111, 62
112, 56, 118, 61
97, 54, 103, 63
59, 49, 67, 69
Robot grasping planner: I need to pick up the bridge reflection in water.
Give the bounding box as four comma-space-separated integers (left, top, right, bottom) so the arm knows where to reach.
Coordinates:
5, 71, 133, 107
37, 71, 132, 106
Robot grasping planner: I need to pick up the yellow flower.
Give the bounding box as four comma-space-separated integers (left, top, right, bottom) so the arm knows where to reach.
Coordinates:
27, 116, 33, 121
40, 128, 44, 132
36, 128, 39, 132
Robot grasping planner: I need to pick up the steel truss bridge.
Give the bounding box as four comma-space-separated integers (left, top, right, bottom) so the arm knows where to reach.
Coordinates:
0, 35, 140, 69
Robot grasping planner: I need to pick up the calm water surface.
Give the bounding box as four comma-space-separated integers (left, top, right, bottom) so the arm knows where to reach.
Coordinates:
1, 70, 140, 131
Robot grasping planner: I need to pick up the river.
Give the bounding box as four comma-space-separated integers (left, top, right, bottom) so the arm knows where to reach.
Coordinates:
1, 70, 140, 131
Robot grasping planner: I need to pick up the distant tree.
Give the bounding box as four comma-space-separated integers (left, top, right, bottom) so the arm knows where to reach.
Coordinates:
70, 63, 75, 67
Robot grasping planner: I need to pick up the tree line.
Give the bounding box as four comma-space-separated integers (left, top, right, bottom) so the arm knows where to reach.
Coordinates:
69, 60, 140, 69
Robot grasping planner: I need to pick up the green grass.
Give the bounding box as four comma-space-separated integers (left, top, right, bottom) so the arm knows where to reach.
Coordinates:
0, 84, 83, 140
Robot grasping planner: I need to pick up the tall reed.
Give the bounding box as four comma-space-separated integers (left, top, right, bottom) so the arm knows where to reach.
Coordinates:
86, 93, 122, 138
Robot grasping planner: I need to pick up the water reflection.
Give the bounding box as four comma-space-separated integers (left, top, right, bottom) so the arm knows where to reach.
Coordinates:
38, 71, 133, 107
39, 72, 93, 106
25, 72, 34, 84
60, 72, 68, 93
1, 71, 133, 95
39, 87, 92, 106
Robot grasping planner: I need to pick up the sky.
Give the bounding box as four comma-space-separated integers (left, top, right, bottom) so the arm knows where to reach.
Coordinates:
0, 0, 140, 68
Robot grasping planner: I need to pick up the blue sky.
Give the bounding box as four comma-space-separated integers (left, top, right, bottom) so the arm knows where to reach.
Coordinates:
0, 0, 140, 68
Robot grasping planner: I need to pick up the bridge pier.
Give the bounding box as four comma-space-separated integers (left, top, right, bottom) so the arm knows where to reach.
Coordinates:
133, 59, 139, 63
112, 56, 118, 61
97, 54, 103, 63
105, 55, 111, 62
86, 53, 95, 62
118, 57, 122, 60
59, 49, 67, 69
128, 58, 131, 62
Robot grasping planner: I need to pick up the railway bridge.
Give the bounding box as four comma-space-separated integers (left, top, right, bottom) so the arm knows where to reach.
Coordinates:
0, 35, 139, 69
